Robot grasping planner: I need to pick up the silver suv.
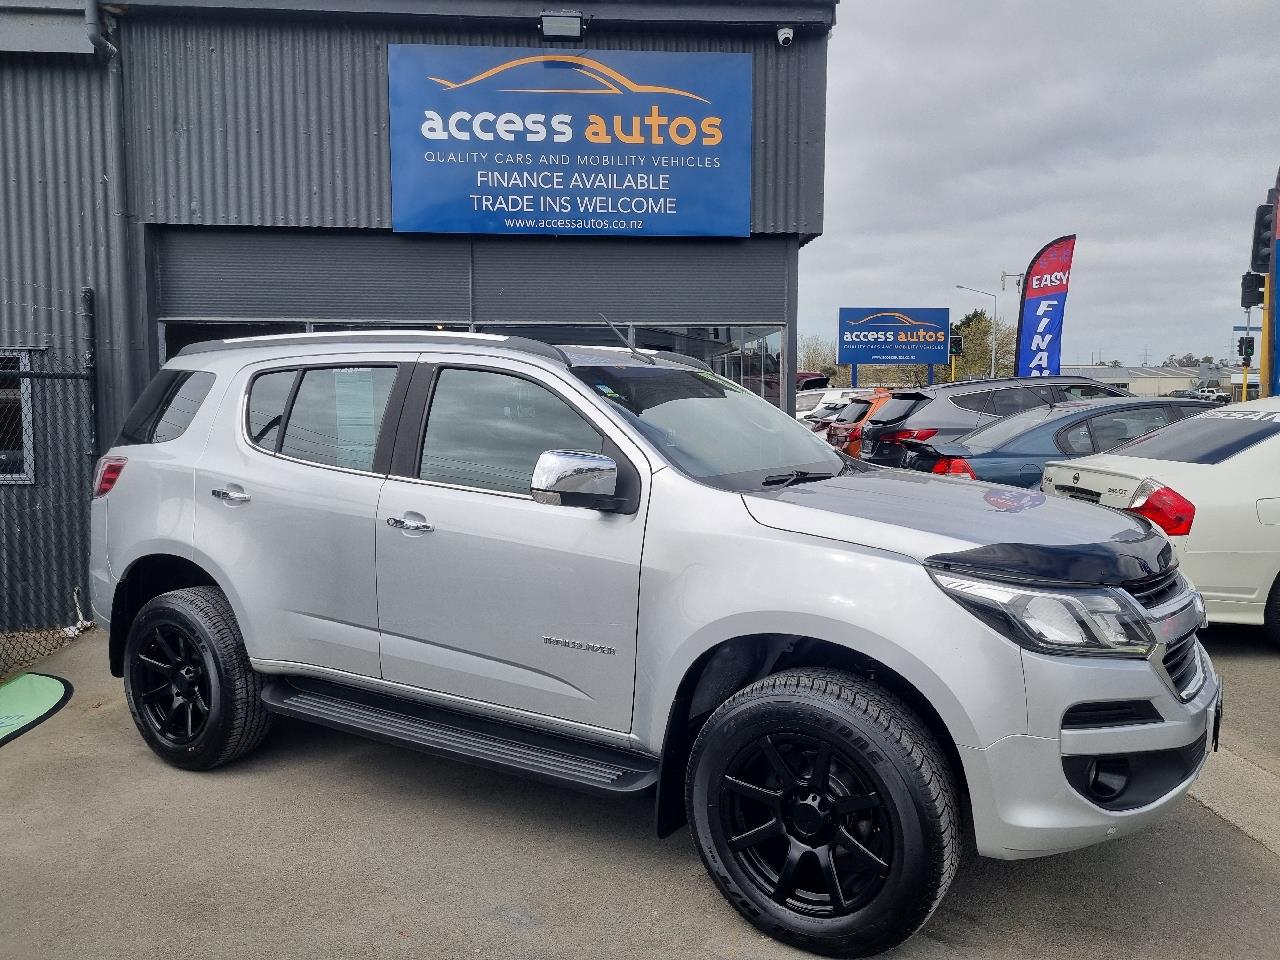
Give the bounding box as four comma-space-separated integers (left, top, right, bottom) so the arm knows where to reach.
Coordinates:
90, 332, 1221, 958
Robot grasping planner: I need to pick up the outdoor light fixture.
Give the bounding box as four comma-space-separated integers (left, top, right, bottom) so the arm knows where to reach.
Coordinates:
539, 11, 584, 40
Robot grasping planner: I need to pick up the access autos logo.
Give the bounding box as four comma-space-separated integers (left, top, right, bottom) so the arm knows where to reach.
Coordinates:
416, 53, 726, 147
841, 311, 948, 346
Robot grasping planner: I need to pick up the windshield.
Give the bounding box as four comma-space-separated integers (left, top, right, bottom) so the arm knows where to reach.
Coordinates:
573, 365, 844, 491
962, 404, 1060, 452
1108, 407, 1280, 464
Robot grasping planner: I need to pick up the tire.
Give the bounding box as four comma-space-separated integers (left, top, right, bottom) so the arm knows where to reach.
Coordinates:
122, 586, 272, 770
1265, 575, 1280, 648
685, 668, 959, 958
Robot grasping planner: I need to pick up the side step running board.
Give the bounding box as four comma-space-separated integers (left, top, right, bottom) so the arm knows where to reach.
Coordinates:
260, 677, 659, 796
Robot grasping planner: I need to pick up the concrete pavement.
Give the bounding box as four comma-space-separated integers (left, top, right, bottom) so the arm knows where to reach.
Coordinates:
2, 629, 1278, 960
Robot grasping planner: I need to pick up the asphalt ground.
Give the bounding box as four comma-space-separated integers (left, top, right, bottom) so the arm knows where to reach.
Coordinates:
2, 627, 1278, 960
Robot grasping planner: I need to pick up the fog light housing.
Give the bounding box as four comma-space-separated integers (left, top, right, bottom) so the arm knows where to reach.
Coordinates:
1085, 757, 1130, 802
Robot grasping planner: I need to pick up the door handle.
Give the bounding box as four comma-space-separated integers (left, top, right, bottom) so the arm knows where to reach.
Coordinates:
387, 515, 433, 533
211, 488, 251, 503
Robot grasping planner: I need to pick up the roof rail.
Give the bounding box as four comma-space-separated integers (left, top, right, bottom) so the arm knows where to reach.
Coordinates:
176, 330, 570, 364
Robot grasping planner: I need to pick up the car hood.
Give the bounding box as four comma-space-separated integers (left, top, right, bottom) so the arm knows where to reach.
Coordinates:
743, 468, 1173, 586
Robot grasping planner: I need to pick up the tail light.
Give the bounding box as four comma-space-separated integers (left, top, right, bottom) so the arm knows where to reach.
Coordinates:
931, 457, 977, 479
1126, 479, 1194, 536
881, 428, 938, 444
92, 456, 127, 498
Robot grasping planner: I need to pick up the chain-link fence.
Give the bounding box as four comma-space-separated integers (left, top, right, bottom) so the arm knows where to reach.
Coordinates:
1, 332, 96, 677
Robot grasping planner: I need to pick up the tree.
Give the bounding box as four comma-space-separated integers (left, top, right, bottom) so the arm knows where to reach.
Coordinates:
939, 309, 1017, 383
796, 334, 850, 387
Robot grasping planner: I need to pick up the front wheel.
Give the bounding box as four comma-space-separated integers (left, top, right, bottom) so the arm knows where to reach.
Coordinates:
1265, 575, 1280, 648
123, 586, 272, 770
686, 669, 959, 958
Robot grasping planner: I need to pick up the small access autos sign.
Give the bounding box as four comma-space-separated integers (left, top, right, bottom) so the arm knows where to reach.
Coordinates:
838, 308, 951, 365
388, 45, 752, 237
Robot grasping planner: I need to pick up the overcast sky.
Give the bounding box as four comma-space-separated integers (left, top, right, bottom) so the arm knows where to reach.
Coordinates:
798, 1, 1280, 366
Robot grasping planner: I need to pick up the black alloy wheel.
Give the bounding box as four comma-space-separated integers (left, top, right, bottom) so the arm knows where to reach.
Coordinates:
128, 622, 214, 745
719, 732, 892, 917
123, 587, 272, 770
686, 669, 959, 958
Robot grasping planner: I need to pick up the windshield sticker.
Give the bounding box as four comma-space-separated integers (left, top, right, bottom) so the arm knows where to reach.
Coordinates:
594, 384, 623, 399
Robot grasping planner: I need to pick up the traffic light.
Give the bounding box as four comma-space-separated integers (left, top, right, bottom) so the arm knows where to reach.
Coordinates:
1239, 336, 1255, 362
1242, 272, 1265, 309
1252, 201, 1276, 274
949, 335, 964, 357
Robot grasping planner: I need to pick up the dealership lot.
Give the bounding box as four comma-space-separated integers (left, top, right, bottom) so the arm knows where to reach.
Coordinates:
2, 626, 1277, 960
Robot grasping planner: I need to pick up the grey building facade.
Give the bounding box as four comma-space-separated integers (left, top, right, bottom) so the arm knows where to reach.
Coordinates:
1, 0, 836, 638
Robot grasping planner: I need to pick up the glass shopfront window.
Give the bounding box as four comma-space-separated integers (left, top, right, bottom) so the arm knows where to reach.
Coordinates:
161, 320, 790, 408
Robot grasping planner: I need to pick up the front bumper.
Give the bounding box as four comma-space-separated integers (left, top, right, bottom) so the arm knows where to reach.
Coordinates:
962, 643, 1220, 859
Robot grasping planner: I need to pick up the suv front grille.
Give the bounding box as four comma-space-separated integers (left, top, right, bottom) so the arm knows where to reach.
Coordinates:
1126, 568, 1185, 610
1161, 632, 1202, 699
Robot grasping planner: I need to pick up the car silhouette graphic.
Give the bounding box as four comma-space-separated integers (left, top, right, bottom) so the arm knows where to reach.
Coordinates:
428, 54, 709, 102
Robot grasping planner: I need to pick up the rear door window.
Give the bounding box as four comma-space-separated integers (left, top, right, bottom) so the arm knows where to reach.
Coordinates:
1061, 383, 1120, 400
1085, 407, 1172, 451
990, 387, 1044, 417
279, 366, 397, 471
1109, 408, 1280, 464
118, 370, 216, 445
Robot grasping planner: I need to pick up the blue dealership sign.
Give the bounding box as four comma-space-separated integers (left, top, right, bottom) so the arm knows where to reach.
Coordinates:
838, 308, 951, 365
388, 46, 752, 236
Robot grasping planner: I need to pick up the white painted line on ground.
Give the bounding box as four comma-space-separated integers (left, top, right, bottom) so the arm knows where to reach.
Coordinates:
1189, 745, 1280, 858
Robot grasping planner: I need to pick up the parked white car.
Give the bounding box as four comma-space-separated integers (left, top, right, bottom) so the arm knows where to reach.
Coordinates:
1043, 397, 1280, 642
1193, 387, 1231, 403
795, 387, 861, 422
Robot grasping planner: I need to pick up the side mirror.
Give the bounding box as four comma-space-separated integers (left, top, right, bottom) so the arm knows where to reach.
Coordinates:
531, 450, 620, 511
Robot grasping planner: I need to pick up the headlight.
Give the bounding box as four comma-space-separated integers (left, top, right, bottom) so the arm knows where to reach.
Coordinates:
929, 570, 1155, 657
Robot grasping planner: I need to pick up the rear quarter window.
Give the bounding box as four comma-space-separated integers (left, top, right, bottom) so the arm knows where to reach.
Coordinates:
949, 390, 995, 414
1109, 408, 1280, 464
118, 370, 216, 445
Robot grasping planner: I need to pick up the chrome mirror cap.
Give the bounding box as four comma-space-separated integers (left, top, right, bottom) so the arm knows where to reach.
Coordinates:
531, 450, 619, 509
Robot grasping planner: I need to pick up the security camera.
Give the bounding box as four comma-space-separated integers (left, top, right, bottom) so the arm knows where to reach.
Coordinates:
777, 26, 794, 47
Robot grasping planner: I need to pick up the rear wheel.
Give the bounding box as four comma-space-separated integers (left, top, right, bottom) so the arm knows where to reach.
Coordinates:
123, 586, 271, 770
686, 669, 959, 958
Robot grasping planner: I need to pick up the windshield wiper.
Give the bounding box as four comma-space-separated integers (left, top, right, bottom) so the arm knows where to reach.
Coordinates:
761, 470, 836, 488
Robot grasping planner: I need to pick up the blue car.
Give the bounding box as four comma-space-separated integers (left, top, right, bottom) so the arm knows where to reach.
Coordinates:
901, 396, 1213, 487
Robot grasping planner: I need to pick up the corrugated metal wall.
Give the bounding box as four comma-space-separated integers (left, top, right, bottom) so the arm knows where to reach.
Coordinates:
0, 55, 106, 635
121, 17, 827, 236
155, 228, 473, 321
0, 55, 111, 350
153, 227, 789, 325
470, 236, 788, 323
